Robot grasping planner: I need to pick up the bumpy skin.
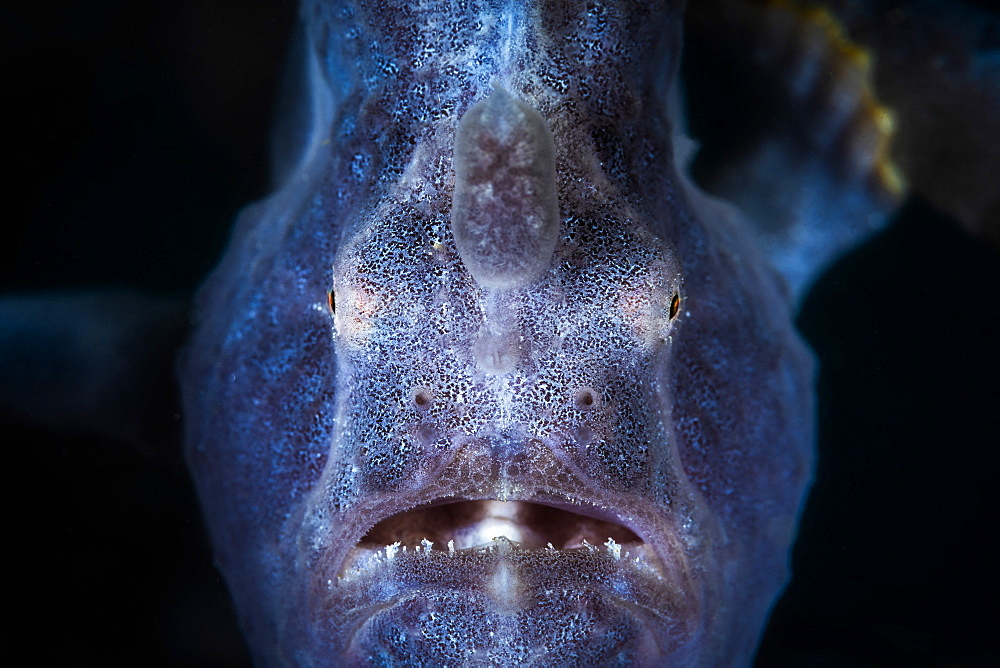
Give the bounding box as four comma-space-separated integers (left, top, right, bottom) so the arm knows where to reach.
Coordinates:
181, 1, 815, 665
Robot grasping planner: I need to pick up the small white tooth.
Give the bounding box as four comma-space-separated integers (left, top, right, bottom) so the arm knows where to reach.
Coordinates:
547, 542, 555, 551
605, 537, 621, 559
448, 539, 456, 554
421, 538, 434, 552
385, 542, 401, 559
581, 539, 595, 552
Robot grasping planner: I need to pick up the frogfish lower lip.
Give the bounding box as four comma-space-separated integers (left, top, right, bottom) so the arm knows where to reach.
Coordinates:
337, 499, 664, 579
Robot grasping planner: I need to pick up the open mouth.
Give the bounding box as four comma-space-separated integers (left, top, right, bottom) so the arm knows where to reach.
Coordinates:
339, 499, 663, 578
326, 499, 694, 663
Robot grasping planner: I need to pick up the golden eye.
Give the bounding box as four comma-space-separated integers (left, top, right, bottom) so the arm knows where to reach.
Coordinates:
327, 288, 336, 313
669, 292, 680, 320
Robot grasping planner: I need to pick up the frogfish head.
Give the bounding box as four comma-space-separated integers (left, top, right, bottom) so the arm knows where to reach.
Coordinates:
181, 3, 813, 664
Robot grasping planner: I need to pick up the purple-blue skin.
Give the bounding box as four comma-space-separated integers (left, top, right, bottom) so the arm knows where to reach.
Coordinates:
181, 1, 820, 664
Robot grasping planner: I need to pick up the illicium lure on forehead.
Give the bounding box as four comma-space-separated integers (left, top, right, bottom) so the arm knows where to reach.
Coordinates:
178, 0, 885, 664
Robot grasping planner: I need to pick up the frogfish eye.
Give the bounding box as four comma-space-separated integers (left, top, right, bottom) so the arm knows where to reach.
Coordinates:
669, 291, 680, 320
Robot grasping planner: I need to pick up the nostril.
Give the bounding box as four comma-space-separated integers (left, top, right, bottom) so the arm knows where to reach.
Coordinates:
411, 387, 434, 410
573, 387, 601, 410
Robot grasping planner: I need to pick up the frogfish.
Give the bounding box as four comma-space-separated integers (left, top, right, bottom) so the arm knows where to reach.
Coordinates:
181, 0, 830, 663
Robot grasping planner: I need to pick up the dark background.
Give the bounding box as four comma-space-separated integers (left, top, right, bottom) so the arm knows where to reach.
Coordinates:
2, 1, 997, 665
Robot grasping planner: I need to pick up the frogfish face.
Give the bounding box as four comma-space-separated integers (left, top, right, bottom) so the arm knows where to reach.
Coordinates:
311, 147, 692, 662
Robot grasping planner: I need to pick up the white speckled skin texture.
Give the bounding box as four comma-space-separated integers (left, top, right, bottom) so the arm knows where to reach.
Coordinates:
181, 1, 815, 664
